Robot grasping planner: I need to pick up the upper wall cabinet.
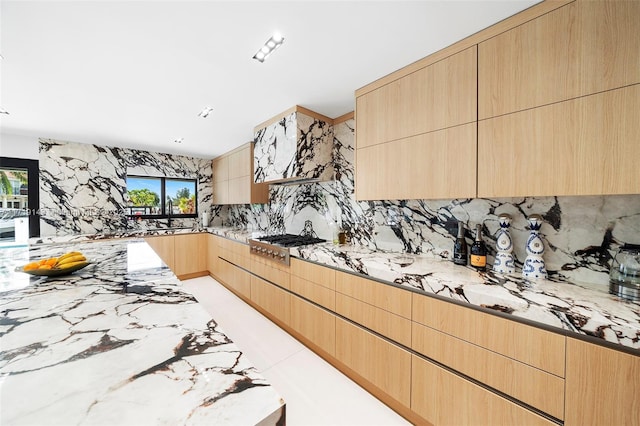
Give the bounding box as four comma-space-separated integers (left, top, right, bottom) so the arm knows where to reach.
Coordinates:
212, 142, 268, 205
355, 47, 478, 201
253, 105, 334, 185
477, 0, 640, 197
356, 46, 477, 148
478, 0, 640, 120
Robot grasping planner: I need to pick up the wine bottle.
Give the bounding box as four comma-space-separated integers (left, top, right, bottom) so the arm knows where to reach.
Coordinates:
470, 224, 487, 271
453, 221, 468, 266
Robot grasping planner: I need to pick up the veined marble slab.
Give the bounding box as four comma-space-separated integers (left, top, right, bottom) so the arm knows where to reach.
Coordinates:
207, 226, 640, 352
0, 239, 285, 425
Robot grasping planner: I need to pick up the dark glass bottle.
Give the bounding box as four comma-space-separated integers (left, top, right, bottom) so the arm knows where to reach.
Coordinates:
453, 221, 468, 266
470, 224, 487, 271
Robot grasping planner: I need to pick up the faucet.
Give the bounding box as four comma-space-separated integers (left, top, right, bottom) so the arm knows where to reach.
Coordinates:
167, 199, 173, 228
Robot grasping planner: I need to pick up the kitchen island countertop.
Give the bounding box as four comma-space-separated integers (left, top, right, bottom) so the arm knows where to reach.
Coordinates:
0, 238, 285, 425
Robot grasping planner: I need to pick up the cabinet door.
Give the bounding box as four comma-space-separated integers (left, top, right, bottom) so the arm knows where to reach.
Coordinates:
335, 318, 411, 407
213, 180, 228, 205
565, 338, 640, 426
411, 355, 556, 426
213, 156, 229, 182
356, 122, 476, 200
478, 85, 640, 197
174, 234, 207, 277
478, 0, 640, 119
356, 46, 477, 148
144, 236, 175, 270
251, 276, 291, 326
218, 258, 251, 300
290, 295, 335, 357
228, 146, 250, 180
228, 176, 250, 205
206, 234, 219, 275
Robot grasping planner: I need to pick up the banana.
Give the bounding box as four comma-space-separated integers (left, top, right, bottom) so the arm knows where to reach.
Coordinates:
55, 260, 89, 271
55, 254, 86, 267
57, 251, 83, 263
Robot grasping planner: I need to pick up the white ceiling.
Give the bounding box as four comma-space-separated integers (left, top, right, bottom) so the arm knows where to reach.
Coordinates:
1, 0, 539, 160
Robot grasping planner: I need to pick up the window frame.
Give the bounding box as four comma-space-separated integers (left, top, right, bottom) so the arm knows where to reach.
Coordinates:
125, 175, 198, 220
0, 157, 40, 237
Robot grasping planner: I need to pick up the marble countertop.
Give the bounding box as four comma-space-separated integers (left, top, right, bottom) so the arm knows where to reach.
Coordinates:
207, 227, 640, 352
0, 238, 285, 425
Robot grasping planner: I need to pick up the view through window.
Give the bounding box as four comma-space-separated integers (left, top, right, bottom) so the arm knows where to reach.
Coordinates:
126, 176, 197, 217
0, 166, 30, 246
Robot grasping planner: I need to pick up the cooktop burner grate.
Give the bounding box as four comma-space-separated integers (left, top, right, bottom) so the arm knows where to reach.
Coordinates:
257, 234, 325, 247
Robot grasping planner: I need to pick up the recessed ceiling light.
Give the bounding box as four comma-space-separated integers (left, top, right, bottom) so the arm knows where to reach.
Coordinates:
174, 138, 183, 144
198, 106, 214, 118
253, 33, 285, 63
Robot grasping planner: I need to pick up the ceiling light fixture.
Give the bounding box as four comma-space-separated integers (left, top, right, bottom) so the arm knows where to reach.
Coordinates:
174, 138, 183, 144
198, 106, 214, 118
0, 108, 9, 115
253, 33, 284, 63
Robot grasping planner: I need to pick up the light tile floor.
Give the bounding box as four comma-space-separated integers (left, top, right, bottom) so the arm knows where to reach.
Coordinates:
182, 276, 411, 426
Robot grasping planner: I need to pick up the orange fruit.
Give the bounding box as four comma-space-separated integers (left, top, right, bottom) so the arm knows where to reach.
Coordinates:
38, 264, 52, 270
38, 259, 48, 265
24, 262, 39, 271
45, 258, 58, 266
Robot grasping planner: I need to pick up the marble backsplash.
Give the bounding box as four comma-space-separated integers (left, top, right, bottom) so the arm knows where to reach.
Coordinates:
39, 139, 220, 236
228, 119, 640, 287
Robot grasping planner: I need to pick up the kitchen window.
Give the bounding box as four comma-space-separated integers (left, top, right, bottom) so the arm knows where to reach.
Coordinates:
126, 175, 197, 219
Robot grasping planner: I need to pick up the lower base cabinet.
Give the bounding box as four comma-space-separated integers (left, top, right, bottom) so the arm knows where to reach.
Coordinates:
217, 258, 251, 300
290, 296, 335, 357
565, 338, 640, 426
251, 276, 291, 326
335, 317, 412, 408
411, 355, 556, 426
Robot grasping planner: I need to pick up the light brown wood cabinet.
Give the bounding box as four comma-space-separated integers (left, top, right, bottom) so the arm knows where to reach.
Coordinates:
354, 0, 639, 200
355, 47, 478, 201
478, 0, 640, 120
206, 234, 220, 274
355, 123, 477, 200
251, 275, 290, 326
173, 233, 207, 278
411, 355, 556, 426
212, 142, 268, 205
290, 296, 336, 357
290, 258, 335, 310
412, 292, 566, 377
412, 321, 564, 420
478, 83, 640, 197
145, 233, 207, 279
335, 317, 412, 408
565, 338, 640, 426
144, 235, 175, 270
356, 46, 477, 148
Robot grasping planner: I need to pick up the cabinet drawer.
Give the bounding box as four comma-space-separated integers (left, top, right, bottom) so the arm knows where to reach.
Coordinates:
251, 276, 290, 326
290, 296, 335, 356
218, 238, 250, 270
412, 321, 564, 420
335, 271, 411, 319
290, 275, 335, 310
218, 258, 251, 300
412, 293, 565, 377
336, 318, 411, 407
290, 258, 335, 290
411, 355, 557, 426
250, 257, 290, 289
336, 293, 411, 348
